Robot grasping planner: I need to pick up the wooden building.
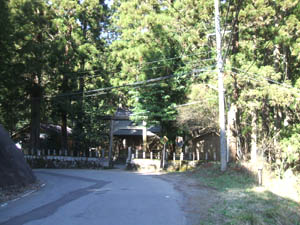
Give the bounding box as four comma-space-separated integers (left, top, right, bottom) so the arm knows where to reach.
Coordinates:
112, 108, 161, 161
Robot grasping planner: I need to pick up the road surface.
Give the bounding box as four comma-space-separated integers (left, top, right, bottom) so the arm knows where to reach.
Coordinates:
0, 169, 186, 225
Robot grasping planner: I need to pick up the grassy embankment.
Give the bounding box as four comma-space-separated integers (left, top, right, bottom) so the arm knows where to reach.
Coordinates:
189, 162, 300, 225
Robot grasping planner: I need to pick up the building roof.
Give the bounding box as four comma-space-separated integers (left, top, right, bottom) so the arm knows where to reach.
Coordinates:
113, 108, 161, 137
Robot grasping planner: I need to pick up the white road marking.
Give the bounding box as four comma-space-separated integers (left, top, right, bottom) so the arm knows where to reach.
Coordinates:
21, 190, 35, 198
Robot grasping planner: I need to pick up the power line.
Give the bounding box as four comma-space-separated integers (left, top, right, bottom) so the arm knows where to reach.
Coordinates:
69, 57, 215, 81
41, 59, 215, 101
65, 52, 215, 79
221, 0, 233, 45
139, 51, 216, 66
42, 66, 214, 100
229, 68, 300, 93
222, 1, 242, 63
176, 98, 217, 108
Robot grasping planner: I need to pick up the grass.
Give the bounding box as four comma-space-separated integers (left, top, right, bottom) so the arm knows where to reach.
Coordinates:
189, 162, 300, 225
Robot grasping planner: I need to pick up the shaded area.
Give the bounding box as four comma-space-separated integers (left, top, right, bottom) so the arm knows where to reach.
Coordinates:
0, 125, 36, 188
0, 172, 109, 225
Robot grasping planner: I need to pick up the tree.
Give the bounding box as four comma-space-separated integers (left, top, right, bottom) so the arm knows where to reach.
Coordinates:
223, 0, 300, 168
47, 0, 109, 153
7, 0, 53, 153
110, 0, 215, 143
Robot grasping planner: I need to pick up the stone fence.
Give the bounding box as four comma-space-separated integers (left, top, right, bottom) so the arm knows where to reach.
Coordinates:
22, 147, 106, 169
127, 147, 215, 161
22, 146, 216, 170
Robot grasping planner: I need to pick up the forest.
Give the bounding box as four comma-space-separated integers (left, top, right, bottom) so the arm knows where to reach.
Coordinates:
0, 0, 300, 175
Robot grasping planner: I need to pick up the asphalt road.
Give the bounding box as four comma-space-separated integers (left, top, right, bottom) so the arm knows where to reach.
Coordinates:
0, 169, 186, 225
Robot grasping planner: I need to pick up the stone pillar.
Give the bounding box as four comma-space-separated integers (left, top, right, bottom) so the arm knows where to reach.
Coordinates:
150, 151, 153, 160
136, 149, 138, 159
162, 145, 166, 169
173, 152, 176, 161
143, 151, 146, 159
142, 121, 147, 152
180, 152, 184, 161
196, 149, 200, 161
205, 152, 208, 161
127, 147, 132, 163
180, 152, 184, 168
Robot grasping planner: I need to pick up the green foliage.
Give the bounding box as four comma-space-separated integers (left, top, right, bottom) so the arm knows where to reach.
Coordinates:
177, 83, 219, 131
0, 0, 300, 173
110, 0, 217, 140
278, 125, 300, 170
190, 163, 300, 225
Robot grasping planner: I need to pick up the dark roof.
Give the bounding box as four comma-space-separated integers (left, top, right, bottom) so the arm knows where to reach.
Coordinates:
40, 123, 72, 135
113, 108, 161, 137
12, 123, 72, 139
113, 129, 157, 136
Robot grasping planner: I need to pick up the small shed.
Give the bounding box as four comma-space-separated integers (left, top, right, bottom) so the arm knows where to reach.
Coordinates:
112, 109, 161, 159
12, 123, 73, 152
191, 127, 220, 161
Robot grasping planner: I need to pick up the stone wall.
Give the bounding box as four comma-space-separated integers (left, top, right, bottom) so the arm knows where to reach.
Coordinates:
25, 155, 105, 169
129, 159, 200, 172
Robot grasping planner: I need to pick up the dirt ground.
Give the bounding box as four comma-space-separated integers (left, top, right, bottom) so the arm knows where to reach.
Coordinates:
158, 165, 300, 225
158, 172, 222, 225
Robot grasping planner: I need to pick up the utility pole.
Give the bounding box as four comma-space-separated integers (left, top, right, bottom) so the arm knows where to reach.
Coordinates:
214, 0, 227, 171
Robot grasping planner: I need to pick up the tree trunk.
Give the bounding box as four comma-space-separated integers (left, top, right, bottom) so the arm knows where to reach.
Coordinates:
61, 112, 68, 151
227, 103, 238, 161
61, 75, 69, 152
30, 82, 42, 154
251, 110, 257, 163
228, 0, 242, 161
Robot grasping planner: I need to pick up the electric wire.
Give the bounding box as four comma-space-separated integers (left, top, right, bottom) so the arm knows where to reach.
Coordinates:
39, 65, 215, 100
229, 68, 300, 94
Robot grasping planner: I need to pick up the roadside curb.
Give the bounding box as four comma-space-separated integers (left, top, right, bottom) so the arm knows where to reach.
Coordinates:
0, 183, 46, 208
